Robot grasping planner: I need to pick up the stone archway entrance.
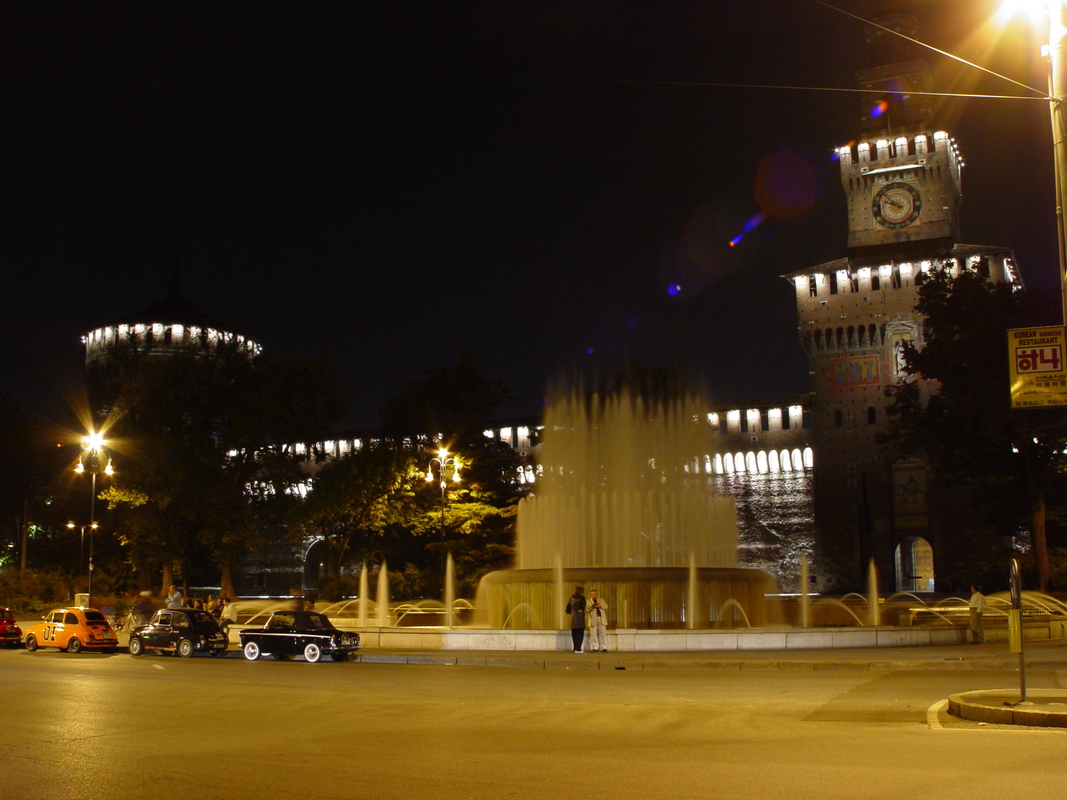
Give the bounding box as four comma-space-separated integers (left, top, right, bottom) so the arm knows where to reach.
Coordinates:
895, 536, 934, 592
303, 539, 327, 591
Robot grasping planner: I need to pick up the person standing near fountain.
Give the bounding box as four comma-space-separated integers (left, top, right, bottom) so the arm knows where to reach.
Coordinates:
587, 590, 609, 652
566, 586, 586, 653
968, 585, 986, 644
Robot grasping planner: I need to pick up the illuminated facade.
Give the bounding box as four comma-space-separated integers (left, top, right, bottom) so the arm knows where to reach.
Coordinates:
785, 4, 1022, 593
82, 274, 261, 370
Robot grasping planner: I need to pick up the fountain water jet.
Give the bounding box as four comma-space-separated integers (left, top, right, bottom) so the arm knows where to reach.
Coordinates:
376, 560, 390, 628
444, 552, 456, 629
477, 385, 776, 629
867, 559, 880, 627
358, 563, 369, 628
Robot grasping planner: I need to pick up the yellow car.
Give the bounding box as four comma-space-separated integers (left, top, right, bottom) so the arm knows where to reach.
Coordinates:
24, 607, 119, 653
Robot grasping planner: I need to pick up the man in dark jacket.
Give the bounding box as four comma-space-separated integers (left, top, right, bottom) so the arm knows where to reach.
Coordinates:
566, 586, 586, 653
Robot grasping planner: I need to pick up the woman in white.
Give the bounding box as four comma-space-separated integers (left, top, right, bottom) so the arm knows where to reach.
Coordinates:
587, 590, 609, 652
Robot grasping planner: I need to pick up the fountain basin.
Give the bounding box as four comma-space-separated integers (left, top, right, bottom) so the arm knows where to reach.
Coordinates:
475, 567, 775, 630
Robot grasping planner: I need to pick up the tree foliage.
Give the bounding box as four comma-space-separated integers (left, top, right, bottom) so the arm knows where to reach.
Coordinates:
378, 352, 513, 446
882, 269, 1067, 590
290, 444, 421, 578
92, 341, 345, 594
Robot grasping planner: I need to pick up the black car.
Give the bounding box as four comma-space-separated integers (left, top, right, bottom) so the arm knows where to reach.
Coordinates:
239, 610, 360, 662
128, 608, 228, 658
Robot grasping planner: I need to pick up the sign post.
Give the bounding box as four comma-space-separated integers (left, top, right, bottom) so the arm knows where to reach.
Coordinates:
1008, 558, 1027, 704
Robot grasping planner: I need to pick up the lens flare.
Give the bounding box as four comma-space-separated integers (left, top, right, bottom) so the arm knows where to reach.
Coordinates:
657, 206, 735, 299
754, 150, 818, 220
871, 99, 889, 118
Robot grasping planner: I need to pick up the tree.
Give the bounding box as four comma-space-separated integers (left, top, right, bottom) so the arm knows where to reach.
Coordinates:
291, 443, 421, 580
882, 269, 1067, 591
94, 341, 345, 595
378, 353, 513, 447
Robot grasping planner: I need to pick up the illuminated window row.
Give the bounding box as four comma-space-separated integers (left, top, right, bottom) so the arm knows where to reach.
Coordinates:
83, 323, 262, 356
708, 405, 804, 434
713, 447, 814, 475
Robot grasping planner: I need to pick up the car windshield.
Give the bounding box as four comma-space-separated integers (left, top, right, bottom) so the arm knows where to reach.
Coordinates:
83, 611, 107, 624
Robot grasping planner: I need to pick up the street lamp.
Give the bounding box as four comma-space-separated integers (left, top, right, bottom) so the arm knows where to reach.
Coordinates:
997, 0, 1067, 322
426, 447, 461, 560
74, 432, 113, 608
67, 521, 99, 595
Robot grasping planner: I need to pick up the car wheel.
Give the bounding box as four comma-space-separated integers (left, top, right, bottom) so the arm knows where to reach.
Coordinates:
24, 634, 38, 652
128, 637, 144, 656
303, 642, 322, 663
177, 639, 194, 658
67, 637, 82, 654
331, 653, 347, 662
243, 641, 261, 661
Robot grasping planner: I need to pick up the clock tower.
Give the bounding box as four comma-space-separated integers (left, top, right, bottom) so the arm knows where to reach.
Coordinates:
840, 130, 962, 253
786, 1, 1020, 594
840, 3, 962, 255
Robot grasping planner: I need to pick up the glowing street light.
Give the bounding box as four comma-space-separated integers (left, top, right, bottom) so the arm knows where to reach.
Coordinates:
67, 521, 99, 585
426, 447, 461, 563
997, 0, 1067, 322
74, 432, 113, 608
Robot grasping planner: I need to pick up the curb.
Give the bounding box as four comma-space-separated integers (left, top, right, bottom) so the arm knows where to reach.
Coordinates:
354, 651, 1056, 672
948, 689, 1067, 728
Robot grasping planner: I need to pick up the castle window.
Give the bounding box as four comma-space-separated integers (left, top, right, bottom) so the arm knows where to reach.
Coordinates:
867, 407, 877, 425
871, 272, 880, 290
809, 275, 818, 297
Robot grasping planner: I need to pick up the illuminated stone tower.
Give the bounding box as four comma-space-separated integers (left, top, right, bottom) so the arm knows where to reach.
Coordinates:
787, 3, 1019, 592
83, 273, 262, 425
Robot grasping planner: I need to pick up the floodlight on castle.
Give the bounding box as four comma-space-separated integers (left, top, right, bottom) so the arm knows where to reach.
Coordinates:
82, 275, 261, 368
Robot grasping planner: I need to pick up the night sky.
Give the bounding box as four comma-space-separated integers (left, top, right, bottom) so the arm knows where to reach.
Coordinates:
3, 1, 1057, 431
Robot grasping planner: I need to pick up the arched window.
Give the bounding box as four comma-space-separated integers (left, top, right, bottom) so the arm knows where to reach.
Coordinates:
867, 407, 877, 425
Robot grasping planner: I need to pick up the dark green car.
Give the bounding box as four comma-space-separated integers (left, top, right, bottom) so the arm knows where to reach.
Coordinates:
128, 608, 228, 658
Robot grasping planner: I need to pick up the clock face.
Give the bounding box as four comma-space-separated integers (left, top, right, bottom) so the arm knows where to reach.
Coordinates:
872, 182, 921, 229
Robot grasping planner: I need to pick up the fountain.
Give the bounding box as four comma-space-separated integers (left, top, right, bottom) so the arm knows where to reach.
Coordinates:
444, 553, 456, 629
375, 560, 390, 628
867, 559, 880, 627
477, 385, 776, 630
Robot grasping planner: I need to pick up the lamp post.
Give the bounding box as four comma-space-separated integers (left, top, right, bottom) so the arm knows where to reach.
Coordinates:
74, 432, 112, 608
426, 447, 461, 563
998, 0, 1067, 321
67, 521, 99, 599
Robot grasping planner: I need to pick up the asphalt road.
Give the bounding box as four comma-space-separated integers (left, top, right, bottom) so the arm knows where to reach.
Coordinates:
2, 648, 1065, 800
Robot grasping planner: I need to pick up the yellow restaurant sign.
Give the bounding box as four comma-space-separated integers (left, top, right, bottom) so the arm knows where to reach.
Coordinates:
1008, 326, 1067, 408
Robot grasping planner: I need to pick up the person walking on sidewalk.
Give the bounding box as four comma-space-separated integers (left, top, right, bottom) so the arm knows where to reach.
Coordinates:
969, 585, 985, 644
566, 586, 586, 653
587, 589, 609, 651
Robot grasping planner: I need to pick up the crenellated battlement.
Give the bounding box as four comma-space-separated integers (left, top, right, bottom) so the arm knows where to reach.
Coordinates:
837, 130, 962, 179
83, 321, 262, 366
